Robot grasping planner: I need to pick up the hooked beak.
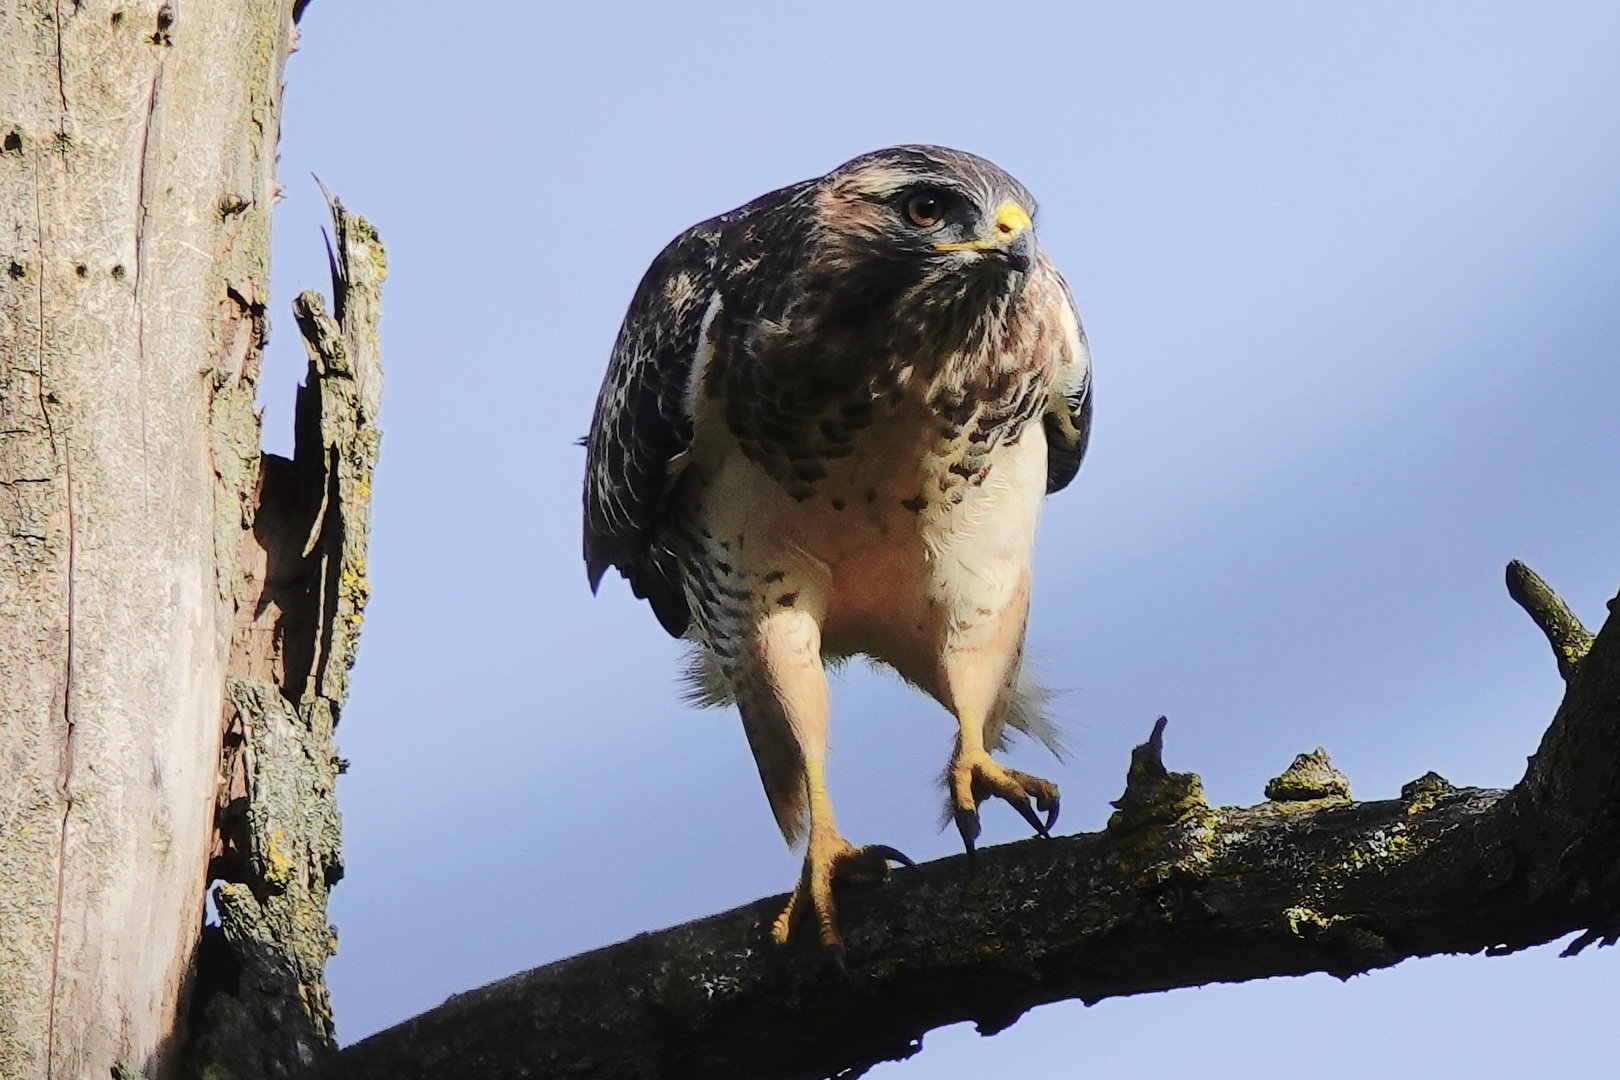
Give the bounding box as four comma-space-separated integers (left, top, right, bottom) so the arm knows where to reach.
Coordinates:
934, 201, 1035, 272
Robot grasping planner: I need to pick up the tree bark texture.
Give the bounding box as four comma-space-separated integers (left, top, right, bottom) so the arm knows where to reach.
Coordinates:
325, 569, 1620, 1080
0, 2, 310, 1076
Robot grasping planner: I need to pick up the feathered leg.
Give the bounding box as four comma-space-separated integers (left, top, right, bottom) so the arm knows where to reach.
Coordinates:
731, 603, 910, 948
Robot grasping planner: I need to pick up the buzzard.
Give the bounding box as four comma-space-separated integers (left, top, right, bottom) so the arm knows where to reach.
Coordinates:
585, 145, 1092, 947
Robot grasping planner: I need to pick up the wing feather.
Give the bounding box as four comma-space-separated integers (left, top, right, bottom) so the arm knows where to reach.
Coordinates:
1041, 272, 1093, 494
583, 179, 820, 637
583, 223, 722, 636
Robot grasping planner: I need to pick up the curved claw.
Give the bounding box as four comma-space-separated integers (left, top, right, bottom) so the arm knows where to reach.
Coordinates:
949, 752, 1062, 857
863, 843, 916, 869
772, 838, 912, 947
1007, 794, 1050, 838
999, 767, 1060, 840
954, 806, 981, 860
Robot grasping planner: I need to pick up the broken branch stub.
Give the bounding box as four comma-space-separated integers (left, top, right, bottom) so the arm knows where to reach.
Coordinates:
189, 196, 385, 1080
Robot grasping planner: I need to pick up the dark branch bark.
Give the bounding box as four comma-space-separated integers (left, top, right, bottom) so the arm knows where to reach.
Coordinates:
322, 568, 1620, 1080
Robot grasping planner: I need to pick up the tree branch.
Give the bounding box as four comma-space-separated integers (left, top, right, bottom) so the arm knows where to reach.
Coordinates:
1506, 559, 1594, 681
322, 566, 1620, 1080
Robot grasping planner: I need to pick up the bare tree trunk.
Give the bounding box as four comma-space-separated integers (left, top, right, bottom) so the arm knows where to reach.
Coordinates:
0, 3, 319, 1076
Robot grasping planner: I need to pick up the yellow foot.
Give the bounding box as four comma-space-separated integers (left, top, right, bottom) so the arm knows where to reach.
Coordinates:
770, 830, 913, 948
948, 747, 1060, 857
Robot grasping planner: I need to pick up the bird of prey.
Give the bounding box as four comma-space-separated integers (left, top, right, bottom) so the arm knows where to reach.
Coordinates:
584, 145, 1092, 948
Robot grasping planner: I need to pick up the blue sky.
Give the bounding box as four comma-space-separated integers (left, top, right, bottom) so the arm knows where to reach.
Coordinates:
264, 2, 1620, 1073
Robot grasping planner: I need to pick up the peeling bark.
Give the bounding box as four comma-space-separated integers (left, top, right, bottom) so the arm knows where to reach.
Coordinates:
324, 569, 1620, 1080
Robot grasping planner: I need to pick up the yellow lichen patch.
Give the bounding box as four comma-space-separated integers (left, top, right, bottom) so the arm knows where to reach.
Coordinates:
1099, 719, 1227, 891
261, 828, 295, 889
1400, 771, 1455, 816
1384, 831, 1428, 864
1106, 756, 1209, 837
1284, 905, 1338, 936
1265, 795, 1352, 815
1328, 824, 1433, 879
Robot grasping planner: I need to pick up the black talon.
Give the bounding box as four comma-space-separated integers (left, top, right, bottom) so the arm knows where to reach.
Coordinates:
866, 844, 915, 868
1043, 796, 1060, 833
954, 806, 980, 873
1010, 796, 1050, 838
954, 806, 980, 851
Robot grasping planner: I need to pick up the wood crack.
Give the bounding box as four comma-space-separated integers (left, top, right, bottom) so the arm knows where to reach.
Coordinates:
33, 21, 73, 1059
45, 437, 76, 1080
132, 55, 165, 510
52, 1, 69, 123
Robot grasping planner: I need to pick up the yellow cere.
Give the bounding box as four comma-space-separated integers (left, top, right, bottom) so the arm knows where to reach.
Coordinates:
994, 201, 1032, 236
935, 200, 1032, 251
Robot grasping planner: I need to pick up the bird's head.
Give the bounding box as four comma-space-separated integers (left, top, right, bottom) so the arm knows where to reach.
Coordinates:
808, 145, 1041, 355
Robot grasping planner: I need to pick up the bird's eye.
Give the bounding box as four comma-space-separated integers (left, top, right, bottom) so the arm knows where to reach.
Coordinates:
904, 192, 946, 229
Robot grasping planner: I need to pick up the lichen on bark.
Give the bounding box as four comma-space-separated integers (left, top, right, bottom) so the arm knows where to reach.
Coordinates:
186, 196, 384, 1080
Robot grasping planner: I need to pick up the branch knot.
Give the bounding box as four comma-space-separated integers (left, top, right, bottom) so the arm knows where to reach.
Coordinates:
1265, 747, 1351, 803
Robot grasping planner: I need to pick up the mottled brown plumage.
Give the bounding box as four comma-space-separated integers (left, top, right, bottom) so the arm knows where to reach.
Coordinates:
584, 145, 1091, 946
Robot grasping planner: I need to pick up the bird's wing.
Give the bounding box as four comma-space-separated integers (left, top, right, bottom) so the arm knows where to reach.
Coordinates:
1041, 269, 1093, 494
584, 180, 820, 636
583, 221, 723, 637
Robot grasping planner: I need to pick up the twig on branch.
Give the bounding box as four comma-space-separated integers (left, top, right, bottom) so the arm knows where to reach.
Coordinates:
1506, 559, 1594, 681
320, 564, 1620, 1080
